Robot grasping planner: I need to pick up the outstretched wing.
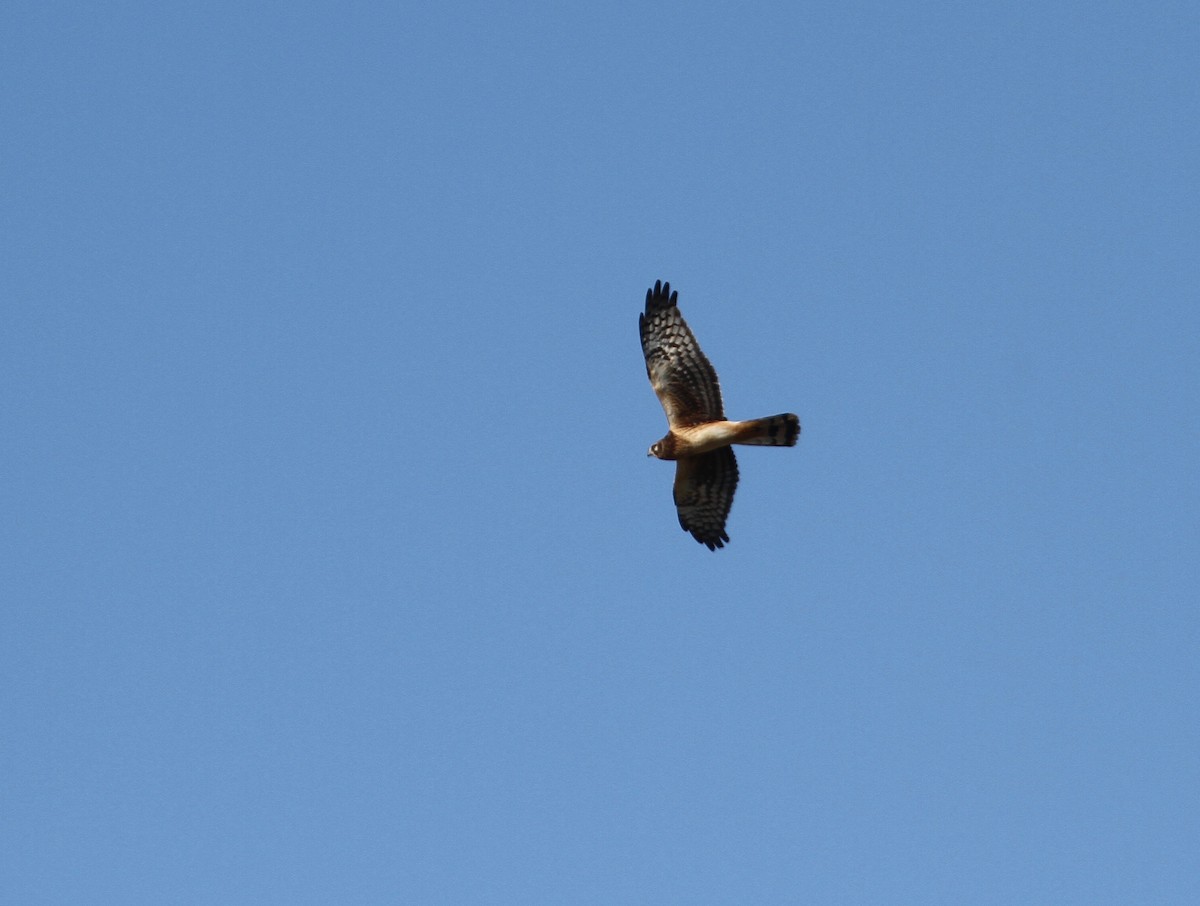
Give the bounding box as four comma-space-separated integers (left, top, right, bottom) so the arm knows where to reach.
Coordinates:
673, 448, 738, 550
639, 280, 725, 427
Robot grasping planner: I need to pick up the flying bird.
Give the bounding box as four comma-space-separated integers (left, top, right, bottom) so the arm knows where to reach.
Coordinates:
640, 280, 800, 550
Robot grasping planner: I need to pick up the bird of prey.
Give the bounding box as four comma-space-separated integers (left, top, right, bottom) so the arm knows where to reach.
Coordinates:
640, 279, 800, 550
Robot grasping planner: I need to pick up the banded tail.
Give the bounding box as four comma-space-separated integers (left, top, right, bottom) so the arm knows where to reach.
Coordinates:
733, 413, 800, 447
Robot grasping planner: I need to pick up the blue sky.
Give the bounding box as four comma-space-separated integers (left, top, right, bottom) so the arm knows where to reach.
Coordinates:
3, 1, 1198, 902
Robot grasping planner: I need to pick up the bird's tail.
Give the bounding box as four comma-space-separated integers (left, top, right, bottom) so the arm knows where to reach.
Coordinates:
733, 413, 800, 447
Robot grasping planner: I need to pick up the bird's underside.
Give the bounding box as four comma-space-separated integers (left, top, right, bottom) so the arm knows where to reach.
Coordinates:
640, 280, 800, 550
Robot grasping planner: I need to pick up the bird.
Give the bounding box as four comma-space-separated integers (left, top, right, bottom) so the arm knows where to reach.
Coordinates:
640, 279, 800, 550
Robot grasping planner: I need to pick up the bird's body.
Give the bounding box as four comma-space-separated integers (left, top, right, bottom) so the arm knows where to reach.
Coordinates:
649, 416, 799, 460
640, 280, 800, 550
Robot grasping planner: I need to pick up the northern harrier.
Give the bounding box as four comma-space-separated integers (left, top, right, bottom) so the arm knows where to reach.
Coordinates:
640, 280, 800, 550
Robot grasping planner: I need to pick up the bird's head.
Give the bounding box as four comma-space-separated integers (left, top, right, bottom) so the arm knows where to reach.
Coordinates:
648, 437, 677, 459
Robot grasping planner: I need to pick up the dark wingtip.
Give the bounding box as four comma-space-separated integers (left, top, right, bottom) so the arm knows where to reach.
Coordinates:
646, 280, 677, 312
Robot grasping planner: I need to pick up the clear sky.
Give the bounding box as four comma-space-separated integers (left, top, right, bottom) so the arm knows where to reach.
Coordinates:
3, 1, 1198, 903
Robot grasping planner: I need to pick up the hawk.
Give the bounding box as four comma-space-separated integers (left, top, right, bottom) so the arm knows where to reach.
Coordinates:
640, 280, 800, 550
